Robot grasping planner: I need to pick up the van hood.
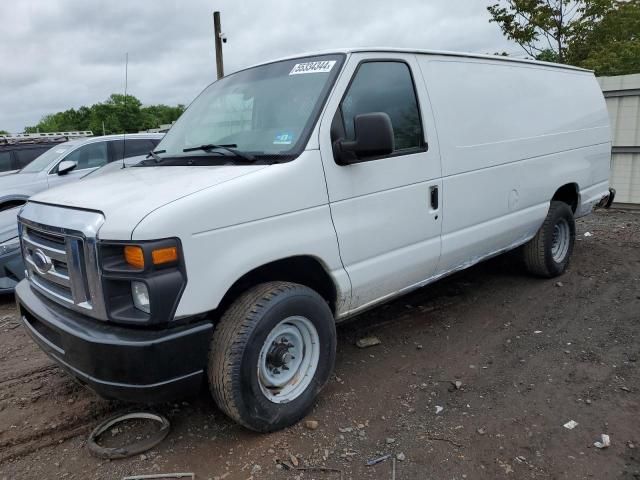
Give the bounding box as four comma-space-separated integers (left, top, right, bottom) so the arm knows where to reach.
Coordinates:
30, 164, 269, 238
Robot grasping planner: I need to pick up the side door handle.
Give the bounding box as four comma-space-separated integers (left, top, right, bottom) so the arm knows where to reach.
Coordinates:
430, 185, 439, 210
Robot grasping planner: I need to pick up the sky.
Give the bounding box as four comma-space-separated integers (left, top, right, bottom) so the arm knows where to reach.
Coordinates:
0, 0, 517, 133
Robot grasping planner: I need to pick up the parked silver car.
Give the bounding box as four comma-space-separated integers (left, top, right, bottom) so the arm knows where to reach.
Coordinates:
0, 133, 163, 211
0, 207, 21, 293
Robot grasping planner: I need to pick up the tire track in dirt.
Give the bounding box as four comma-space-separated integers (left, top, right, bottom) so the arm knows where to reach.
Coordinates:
0, 364, 59, 386
0, 301, 122, 465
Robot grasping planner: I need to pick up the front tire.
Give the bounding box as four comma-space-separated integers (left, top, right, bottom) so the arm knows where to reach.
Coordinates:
208, 282, 336, 432
522, 201, 575, 277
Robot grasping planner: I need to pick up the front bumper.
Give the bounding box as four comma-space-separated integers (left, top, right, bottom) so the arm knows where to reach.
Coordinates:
0, 250, 24, 294
15, 280, 213, 403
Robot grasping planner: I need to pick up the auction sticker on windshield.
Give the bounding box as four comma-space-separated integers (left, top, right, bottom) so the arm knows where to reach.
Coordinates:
289, 61, 336, 75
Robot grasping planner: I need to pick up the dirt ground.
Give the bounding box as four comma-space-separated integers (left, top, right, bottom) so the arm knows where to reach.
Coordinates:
0, 209, 638, 480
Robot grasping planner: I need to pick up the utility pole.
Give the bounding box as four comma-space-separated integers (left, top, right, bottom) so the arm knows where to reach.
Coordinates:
213, 11, 225, 79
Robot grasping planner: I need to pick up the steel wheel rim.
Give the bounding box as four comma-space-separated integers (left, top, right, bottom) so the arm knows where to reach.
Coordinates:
551, 218, 570, 263
257, 316, 320, 404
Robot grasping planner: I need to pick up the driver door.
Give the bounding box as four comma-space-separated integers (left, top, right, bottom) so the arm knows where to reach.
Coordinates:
318, 53, 443, 314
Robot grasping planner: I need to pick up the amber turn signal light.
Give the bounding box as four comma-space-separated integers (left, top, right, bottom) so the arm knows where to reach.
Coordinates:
124, 246, 145, 269
152, 246, 178, 265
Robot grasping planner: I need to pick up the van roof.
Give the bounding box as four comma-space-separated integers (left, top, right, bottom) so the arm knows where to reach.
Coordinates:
248, 47, 591, 73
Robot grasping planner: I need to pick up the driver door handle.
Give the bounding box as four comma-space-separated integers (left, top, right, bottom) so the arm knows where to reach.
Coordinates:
430, 185, 439, 210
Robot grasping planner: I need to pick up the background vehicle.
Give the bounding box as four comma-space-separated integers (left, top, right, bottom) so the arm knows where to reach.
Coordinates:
0, 132, 91, 175
0, 208, 22, 294
0, 157, 138, 294
15, 49, 612, 432
0, 133, 163, 211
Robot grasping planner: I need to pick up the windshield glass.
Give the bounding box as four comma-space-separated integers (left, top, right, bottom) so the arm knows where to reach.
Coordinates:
155, 54, 344, 162
20, 144, 72, 173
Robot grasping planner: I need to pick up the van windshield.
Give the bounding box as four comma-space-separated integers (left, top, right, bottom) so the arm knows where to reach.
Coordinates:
153, 54, 345, 164
20, 144, 71, 173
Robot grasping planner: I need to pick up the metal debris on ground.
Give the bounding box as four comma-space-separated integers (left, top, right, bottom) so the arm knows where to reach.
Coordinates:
356, 336, 381, 348
594, 434, 611, 449
435, 405, 444, 414
366, 454, 391, 466
87, 412, 171, 459
122, 474, 194, 480
563, 420, 579, 430
584, 232, 593, 237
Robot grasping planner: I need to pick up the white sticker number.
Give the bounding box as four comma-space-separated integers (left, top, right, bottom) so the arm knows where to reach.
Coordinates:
289, 60, 336, 75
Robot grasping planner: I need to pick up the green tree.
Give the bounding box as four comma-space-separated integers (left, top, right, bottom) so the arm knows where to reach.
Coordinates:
140, 104, 185, 130
0, 130, 9, 135
566, 0, 640, 75
24, 94, 185, 134
487, 0, 615, 63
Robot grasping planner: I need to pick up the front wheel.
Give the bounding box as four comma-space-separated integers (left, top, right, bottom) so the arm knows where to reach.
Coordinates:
522, 201, 576, 277
208, 282, 336, 432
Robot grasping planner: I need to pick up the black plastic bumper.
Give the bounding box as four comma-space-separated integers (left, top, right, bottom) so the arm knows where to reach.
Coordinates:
15, 280, 213, 403
597, 188, 616, 209
0, 250, 24, 294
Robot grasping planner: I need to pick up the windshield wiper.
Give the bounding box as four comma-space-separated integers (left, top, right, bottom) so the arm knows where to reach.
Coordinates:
182, 144, 255, 162
146, 149, 166, 163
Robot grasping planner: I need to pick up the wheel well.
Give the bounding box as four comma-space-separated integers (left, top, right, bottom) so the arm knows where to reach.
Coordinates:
216, 256, 338, 319
552, 183, 579, 213
0, 200, 26, 212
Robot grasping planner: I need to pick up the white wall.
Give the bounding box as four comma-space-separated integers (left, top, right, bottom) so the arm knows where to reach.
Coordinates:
598, 73, 640, 205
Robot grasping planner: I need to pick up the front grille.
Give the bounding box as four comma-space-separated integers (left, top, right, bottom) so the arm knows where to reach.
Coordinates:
18, 202, 107, 320
22, 225, 90, 308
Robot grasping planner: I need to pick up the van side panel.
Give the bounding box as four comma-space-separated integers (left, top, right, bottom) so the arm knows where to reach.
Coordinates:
418, 56, 611, 273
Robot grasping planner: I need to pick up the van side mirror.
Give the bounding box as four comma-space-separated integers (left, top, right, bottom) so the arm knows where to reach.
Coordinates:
335, 112, 394, 165
57, 160, 77, 176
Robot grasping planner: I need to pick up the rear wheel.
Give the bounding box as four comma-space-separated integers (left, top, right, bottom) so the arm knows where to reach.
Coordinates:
208, 282, 336, 432
522, 201, 575, 277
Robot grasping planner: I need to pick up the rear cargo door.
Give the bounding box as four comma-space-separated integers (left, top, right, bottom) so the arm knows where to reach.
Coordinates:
318, 53, 443, 313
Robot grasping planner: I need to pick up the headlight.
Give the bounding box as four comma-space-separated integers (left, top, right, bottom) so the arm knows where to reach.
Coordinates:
0, 237, 20, 256
99, 238, 184, 323
131, 281, 151, 313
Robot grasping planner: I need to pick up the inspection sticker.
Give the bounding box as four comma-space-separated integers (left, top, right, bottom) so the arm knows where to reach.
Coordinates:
273, 132, 293, 145
289, 60, 336, 75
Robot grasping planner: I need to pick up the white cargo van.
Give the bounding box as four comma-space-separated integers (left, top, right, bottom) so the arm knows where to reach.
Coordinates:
16, 49, 614, 432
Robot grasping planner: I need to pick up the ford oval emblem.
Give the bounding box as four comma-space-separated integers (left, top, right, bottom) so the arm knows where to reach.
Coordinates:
33, 249, 53, 274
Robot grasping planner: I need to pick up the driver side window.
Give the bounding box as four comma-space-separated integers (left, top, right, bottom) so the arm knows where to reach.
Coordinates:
339, 61, 424, 153
59, 142, 108, 172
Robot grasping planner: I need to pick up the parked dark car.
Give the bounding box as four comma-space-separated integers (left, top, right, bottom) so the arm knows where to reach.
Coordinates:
0, 138, 68, 175
0, 207, 22, 294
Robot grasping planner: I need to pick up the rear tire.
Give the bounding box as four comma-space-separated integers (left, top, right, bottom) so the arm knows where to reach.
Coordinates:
522, 201, 575, 278
208, 282, 336, 432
